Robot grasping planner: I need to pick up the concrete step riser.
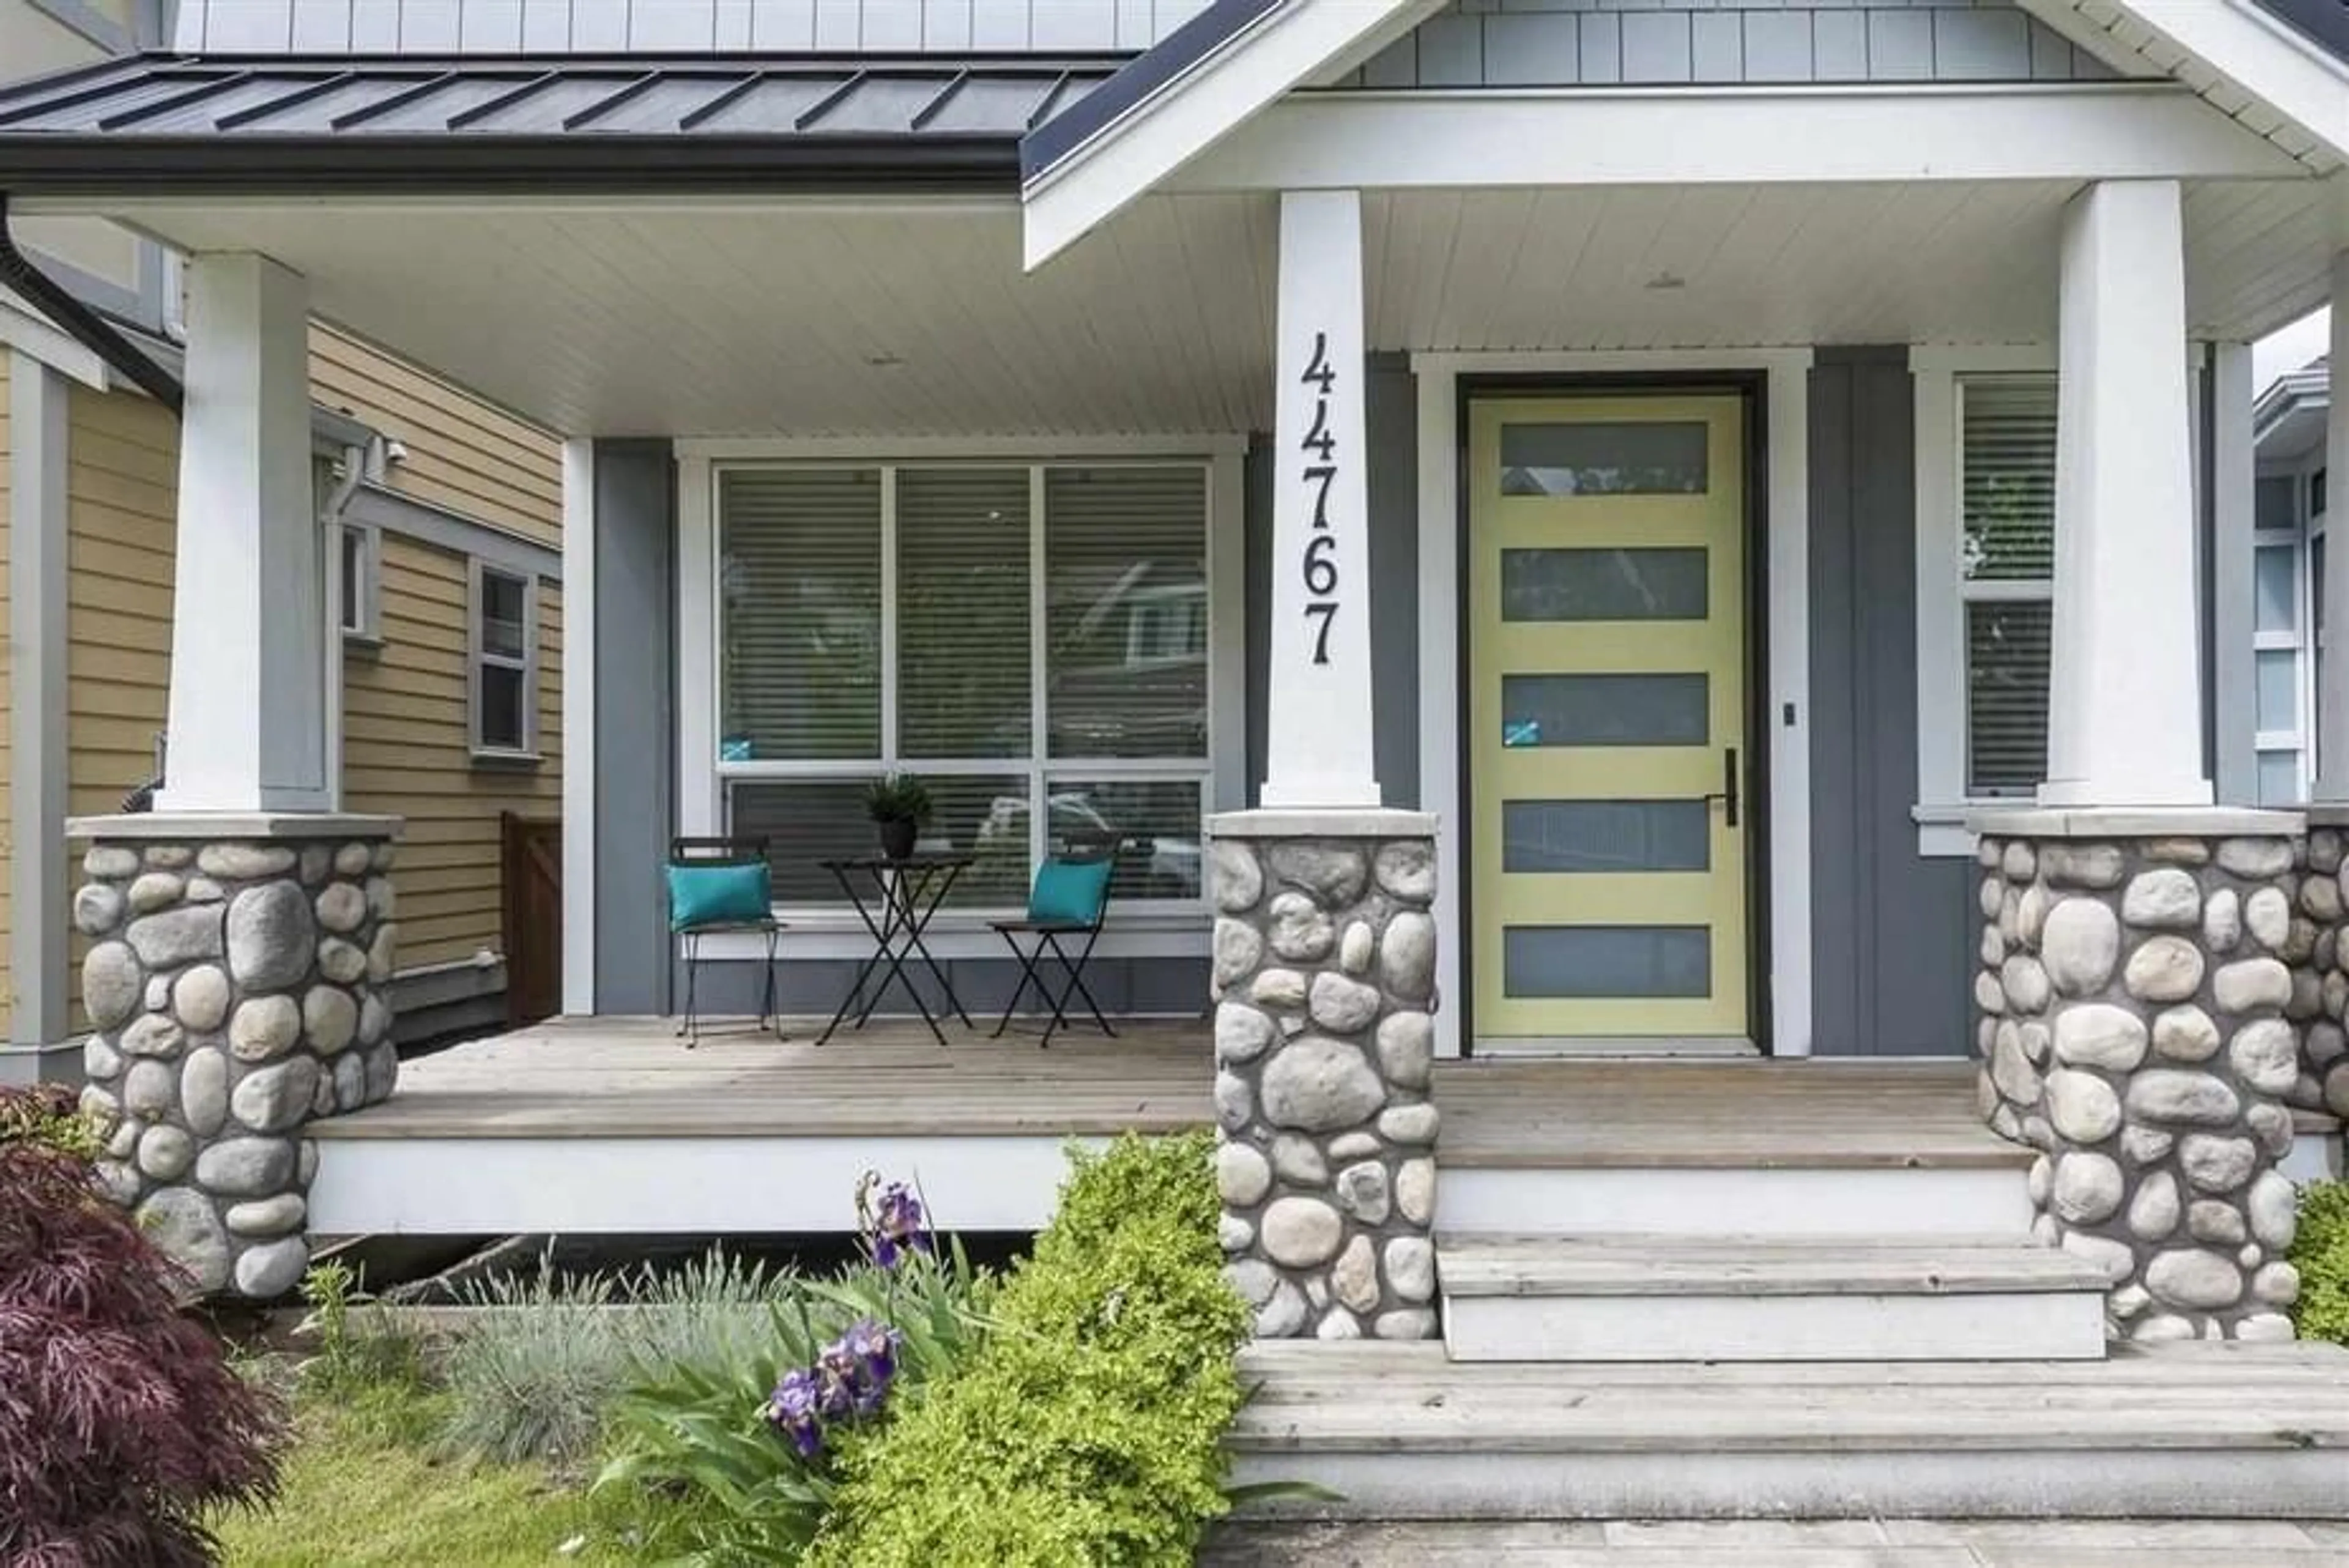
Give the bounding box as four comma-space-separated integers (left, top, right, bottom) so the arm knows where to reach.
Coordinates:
1441, 1287, 2111, 1363
1441, 1166, 2033, 1239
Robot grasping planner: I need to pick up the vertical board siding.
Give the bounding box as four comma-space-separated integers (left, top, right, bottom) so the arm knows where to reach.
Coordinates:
64, 384, 179, 1035
1806, 349, 1970, 1056
1353, 0, 2114, 88
308, 326, 563, 548
180, 0, 1202, 51
590, 439, 674, 1016
0, 354, 14, 1038
341, 535, 563, 970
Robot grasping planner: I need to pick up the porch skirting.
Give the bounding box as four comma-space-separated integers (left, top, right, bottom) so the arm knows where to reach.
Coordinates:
1209, 809, 1441, 1341
1969, 812, 2306, 1343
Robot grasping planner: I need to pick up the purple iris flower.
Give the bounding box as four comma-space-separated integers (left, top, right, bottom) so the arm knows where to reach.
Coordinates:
842, 1317, 899, 1386
869, 1182, 932, 1268
762, 1367, 825, 1457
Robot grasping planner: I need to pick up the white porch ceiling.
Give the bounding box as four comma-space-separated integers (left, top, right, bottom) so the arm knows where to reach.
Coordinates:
69, 176, 2340, 437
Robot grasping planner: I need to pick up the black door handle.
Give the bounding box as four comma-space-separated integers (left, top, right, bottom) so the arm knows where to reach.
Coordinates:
1702, 746, 1740, 830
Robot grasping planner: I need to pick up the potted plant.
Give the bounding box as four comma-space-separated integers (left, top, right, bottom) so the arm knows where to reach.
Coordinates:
864, 771, 932, 862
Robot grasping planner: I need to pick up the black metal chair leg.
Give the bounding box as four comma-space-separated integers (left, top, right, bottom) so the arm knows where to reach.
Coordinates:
994, 934, 1053, 1037
678, 932, 700, 1048
1037, 929, 1113, 1048
763, 926, 781, 1039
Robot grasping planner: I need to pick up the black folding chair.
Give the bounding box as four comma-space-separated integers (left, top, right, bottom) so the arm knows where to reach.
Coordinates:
668, 836, 782, 1047
990, 837, 1121, 1048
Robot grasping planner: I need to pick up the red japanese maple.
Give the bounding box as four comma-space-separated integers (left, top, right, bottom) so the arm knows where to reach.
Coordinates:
0, 1085, 284, 1567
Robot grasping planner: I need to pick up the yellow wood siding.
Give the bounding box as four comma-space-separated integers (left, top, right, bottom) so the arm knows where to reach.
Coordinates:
341, 535, 563, 971
64, 384, 177, 1033
308, 326, 562, 548
0, 352, 15, 1039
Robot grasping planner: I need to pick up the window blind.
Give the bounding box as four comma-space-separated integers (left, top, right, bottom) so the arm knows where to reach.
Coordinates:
1045, 466, 1209, 760
897, 468, 1032, 759
1966, 600, 2051, 797
1961, 378, 2057, 582
719, 469, 882, 762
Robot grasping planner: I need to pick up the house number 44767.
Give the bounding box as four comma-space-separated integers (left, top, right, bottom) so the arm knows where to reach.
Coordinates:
1299, 330, 1340, 666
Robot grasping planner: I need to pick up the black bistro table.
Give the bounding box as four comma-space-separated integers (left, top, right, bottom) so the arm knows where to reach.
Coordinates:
815, 854, 974, 1046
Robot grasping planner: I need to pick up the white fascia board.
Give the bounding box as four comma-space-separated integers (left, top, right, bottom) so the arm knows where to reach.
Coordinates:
1020, 0, 1444, 270
0, 295, 109, 389
2024, 0, 2349, 166
1171, 84, 2310, 194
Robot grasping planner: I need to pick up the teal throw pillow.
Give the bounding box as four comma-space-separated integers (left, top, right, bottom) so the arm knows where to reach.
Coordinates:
667, 861, 771, 931
1028, 856, 1114, 926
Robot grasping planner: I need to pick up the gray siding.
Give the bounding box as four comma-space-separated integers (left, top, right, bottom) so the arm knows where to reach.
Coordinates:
1350, 0, 2115, 87
177, 0, 1200, 51
592, 438, 678, 1017
1807, 350, 1971, 1057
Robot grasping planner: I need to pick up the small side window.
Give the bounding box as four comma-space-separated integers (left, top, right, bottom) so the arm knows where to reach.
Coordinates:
470, 561, 537, 761
340, 523, 381, 641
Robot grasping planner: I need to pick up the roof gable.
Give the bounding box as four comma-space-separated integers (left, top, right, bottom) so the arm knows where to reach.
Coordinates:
1016, 0, 1441, 267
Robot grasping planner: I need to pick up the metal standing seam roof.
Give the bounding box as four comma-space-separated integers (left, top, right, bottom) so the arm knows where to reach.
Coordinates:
0, 53, 1125, 193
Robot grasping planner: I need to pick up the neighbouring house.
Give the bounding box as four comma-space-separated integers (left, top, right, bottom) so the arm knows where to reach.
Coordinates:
2243, 352, 2331, 808
6, 0, 2349, 1520
0, 1, 566, 1086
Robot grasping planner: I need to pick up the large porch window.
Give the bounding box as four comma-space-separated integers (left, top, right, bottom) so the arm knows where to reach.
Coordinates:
714, 461, 1211, 913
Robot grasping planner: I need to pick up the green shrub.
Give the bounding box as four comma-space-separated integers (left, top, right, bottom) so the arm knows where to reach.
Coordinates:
811, 1132, 1250, 1568
594, 1236, 992, 1564
2291, 1180, 2349, 1345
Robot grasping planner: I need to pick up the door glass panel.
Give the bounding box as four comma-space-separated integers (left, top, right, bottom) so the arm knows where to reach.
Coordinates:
1501, 547, 1708, 622
1504, 926, 1712, 998
2254, 545, 2298, 634
1503, 800, 1710, 874
2256, 649, 2299, 733
1502, 673, 1708, 749
1500, 422, 1708, 496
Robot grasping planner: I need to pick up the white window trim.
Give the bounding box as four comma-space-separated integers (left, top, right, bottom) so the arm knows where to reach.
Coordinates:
468, 557, 541, 764
339, 519, 383, 644
675, 436, 1247, 949
1912, 344, 2058, 856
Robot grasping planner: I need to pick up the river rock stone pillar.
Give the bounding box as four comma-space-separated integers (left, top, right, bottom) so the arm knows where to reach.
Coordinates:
69, 814, 400, 1299
2295, 811, 2349, 1124
1208, 809, 1439, 1341
1969, 810, 2306, 1343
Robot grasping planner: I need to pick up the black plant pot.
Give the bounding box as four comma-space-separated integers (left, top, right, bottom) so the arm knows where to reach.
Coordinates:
877, 817, 919, 862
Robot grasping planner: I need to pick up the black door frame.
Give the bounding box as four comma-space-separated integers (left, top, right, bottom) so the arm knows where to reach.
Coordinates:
1452, 371, 1775, 1057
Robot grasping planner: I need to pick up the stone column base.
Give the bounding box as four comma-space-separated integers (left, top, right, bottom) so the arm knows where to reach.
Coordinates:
1968, 808, 2304, 1343
69, 812, 401, 1299
2296, 806, 2349, 1125
1209, 808, 1440, 1341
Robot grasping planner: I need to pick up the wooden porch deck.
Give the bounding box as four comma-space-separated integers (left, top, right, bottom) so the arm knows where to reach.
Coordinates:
313, 1016, 2016, 1169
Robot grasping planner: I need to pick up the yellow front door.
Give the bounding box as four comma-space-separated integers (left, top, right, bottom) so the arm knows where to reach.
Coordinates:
1469, 394, 1750, 1043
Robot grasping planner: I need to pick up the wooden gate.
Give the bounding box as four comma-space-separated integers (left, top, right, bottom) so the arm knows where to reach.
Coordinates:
500, 812, 562, 1027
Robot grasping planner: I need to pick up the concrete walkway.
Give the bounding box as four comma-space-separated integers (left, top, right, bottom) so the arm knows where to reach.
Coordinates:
1200, 1518, 2349, 1564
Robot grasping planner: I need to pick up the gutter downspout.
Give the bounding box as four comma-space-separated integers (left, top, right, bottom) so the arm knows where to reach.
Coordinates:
0, 191, 184, 415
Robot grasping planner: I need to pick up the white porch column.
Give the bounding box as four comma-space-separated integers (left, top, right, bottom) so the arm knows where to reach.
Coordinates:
560, 437, 598, 1017
155, 253, 328, 813
1261, 188, 1379, 809
2315, 253, 2349, 801
2038, 180, 2211, 809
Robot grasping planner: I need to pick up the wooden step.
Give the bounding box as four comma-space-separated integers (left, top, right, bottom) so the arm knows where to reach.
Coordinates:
1439, 1165, 2036, 1239
1203, 1518, 2349, 1567
1439, 1236, 2111, 1363
1227, 1340, 2349, 1522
